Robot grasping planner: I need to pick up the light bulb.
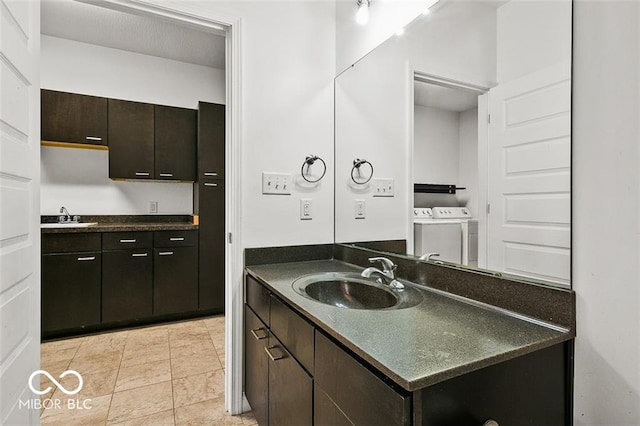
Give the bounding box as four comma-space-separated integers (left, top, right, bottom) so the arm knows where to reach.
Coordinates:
356, 1, 369, 25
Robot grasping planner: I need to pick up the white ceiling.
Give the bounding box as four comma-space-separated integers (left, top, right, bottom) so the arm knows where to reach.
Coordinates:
413, 80, 479, 112
40, 0, 226, 70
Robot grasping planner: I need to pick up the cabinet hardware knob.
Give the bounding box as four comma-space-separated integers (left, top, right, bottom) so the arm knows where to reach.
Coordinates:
132, 253, 148, 257
204, 183, 218, 187
264, 346, 285, 362
250, 328, 268, 340
85, 136, 102, 141
159, 251, 174, 256
159, 173, 174, 177
135, 172, 150, 176
77, 256, 96, 261
169, 237, 185, 241
204, 172, 218, 176
120, 239, 136, 243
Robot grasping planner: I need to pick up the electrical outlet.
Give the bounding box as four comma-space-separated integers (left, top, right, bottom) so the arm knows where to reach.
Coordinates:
372, 178, 395, 197
262, 172, 292, 195
300, 199, 312, 220
355, 199, 366, 219
149, 201, 158, 213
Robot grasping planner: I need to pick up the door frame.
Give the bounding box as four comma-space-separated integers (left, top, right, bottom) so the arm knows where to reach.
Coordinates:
86, 0, 244, 414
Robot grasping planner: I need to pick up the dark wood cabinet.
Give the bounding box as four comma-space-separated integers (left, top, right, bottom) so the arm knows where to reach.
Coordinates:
314, 384, 354, 426
197, 180, 225, 312
154, 246, 198, 315
42, 251, 101, 333
197, 102, 225, 179
102, 249, 153, 323
155, 105, 197, 180
245, 306, 269, 426
41, 90, 108, 146
108, 99, 154, 179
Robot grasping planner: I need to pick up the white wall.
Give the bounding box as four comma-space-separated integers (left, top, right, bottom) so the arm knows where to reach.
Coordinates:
413, 105, 459, 184
457, 108, 478, 216
572, 0, 640, 423
40, 35, 226, 215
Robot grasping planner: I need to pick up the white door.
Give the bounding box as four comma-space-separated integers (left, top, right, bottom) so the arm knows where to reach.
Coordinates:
487, 61, 571, 285
0, 0, 41, 424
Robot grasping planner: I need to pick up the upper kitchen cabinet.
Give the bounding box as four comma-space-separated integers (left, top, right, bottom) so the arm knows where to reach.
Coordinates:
198, 102, 225, 179
155, 105, 197, 181
108, 99, 155, 179
41, 89, 108, 146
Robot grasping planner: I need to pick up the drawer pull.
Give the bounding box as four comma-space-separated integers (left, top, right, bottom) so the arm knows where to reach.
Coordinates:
132, 253, 148, 257
135, 172, 150, 176
159, 173, 174, 177
120, 239, 136, 243
264, 346, 284, 362
169, 237, 185, 241
159, 251, 174, 256
204, 183, 218, 187
204, 172, 218, 176
77, 256, 95, 261
85, 136, 102, 141
250, 328, 268, 341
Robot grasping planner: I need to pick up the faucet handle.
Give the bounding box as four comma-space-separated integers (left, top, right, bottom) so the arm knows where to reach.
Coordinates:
368, 257, 396, 272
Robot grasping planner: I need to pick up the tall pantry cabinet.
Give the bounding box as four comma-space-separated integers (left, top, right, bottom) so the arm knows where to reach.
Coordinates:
195, 102, 226, 313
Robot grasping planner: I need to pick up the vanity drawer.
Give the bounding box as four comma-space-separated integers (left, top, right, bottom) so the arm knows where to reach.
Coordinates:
315, 331, 411, 426
42, 233, 101, 254
270, 295, 314, 374
153, 230, 198, 247
246, 275, 270, 326
102, 232, 153, 250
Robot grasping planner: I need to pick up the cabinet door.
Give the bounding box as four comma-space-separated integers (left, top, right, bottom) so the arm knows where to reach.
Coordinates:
197, 102, 225, 179
102, 249, 153, 323
245, 306, 269, 426
42, 252, 101, 333
154, 246, 198, 315
41, 90, 108, 146
197, 180, 225, 312
155, 105, 197, 181
108, 99, 154, 179
267, 335, 313, 426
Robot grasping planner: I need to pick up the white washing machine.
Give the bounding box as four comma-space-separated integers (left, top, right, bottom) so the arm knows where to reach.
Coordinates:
413, 207, 478, 265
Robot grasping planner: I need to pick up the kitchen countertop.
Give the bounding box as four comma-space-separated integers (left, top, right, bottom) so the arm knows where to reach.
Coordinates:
40, 215, 197, 233
246, 259, 574, 392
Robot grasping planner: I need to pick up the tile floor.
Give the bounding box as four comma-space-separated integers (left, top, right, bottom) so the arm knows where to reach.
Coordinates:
39, 316, 256, 426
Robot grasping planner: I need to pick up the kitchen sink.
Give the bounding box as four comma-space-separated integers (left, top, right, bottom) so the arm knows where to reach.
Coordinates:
40, 222, 98, 228
292, 272, 423, 310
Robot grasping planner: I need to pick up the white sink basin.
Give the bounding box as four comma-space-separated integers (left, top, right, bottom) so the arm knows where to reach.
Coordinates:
40, 222, 98, 228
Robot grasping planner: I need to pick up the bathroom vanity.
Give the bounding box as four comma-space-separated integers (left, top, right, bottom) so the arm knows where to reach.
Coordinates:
243, 245, 574, 426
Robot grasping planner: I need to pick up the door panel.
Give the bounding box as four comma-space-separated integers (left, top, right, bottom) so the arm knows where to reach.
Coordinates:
102, 250, 153, 322
245, 306, 269, 426
154, 105, 196, 180
108, 99, 154, 179
198, 180, 225, 312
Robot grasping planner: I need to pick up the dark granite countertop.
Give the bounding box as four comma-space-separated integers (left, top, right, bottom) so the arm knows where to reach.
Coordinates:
246, 259, 573, 392
40, 215, 198, 234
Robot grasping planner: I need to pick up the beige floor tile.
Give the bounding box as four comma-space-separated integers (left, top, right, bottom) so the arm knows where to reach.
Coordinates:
107, 409, 175, 426
169, 340, 215, 359
40, 393, 111, 425
51, 369, 118, 400
203, 316, 224, 332
214, 345, 226, 368
121, 341, 171, 368
68, 350, 123, 375
240, 411, 258, 425
167, 320, 207, 331
40, 359, 72, 392
171, 352, 222, 379
74, 332, 128, 359
41, 338, 84, 365
175, 396, 243, 426
168, 329, 211, 349
126, 327, 169, 349
115, 359, 171, 392
107, 381, 173, 424
172, 369, 224, 408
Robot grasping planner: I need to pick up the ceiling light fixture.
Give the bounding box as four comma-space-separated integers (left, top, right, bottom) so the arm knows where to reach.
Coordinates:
356, 0, 371, 25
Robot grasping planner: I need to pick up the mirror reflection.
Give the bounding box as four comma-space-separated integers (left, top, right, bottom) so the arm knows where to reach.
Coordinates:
334, 0, 572, 287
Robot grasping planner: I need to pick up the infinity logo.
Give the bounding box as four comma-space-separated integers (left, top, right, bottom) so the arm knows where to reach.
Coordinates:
28, 370, 83, 396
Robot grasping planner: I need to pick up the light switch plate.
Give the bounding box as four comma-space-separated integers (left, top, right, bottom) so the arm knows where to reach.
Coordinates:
262, 172, 292, 195
372, 178, 395, 197
355, 199, 365, 219
149, 201, 158, 213
300, 199, 312, 220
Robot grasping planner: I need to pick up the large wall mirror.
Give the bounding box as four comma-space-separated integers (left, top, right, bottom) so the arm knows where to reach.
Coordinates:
334, 0, 572, 287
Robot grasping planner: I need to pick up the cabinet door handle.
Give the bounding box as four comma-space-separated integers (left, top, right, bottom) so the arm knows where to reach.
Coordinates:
169, 237, 184, 241
77, 256, 96, 261
159, 173, 174, 177
204, 172, 218, 177
120, 239, 136, 243
264, 346, 285, 361
250, 328, 268, 340
135, 172, 150, 176
204, 183, 218, 187
132, 253, 148, 257
158, 251, 174, 256
85, 136, 102, 141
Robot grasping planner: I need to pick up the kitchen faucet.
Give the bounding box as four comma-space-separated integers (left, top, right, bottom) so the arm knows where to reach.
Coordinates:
361, 257, 404, 289
59, 206, 79, 224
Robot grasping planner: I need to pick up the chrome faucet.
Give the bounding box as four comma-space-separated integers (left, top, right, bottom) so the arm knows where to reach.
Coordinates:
418, 252, 440, 261
58, 206, 79, 224
361, 257, 404, 289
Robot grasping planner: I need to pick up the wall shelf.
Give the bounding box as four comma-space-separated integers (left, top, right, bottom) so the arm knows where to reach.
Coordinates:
414, 183, 466, 194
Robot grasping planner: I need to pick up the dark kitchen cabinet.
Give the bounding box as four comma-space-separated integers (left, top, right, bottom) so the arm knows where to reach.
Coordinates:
197, 102, 225, 179
153, 231, 198, 315
155, 105, 197, 181
245, 306, 269, 426
41, 89, 108, 146
102, 249, 153, 323
108, 99, 154, 179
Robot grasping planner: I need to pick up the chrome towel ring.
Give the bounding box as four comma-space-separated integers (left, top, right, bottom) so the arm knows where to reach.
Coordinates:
351, 158, 373, 184
301, 155, 327, 183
